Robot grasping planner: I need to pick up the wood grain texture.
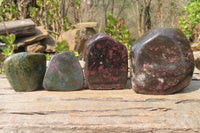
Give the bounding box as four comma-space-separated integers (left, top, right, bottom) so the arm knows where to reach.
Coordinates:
0, 74, 200, 133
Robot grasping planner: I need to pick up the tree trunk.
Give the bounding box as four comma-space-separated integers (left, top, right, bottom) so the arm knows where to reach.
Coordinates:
102, 0, 110, 27
135, 0, 152, 37
116, 0, 126, 18
111, 0, 114, 14
43, 0, 49, 30
136, 0, 141, 37
81, 0, 94, 22
141, 0, 146, 35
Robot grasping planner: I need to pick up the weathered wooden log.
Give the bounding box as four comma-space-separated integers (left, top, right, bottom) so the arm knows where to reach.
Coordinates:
0, 19, 36, 37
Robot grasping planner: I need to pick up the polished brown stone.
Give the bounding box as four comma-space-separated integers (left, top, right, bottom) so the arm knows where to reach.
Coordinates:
130, 28, 194, 95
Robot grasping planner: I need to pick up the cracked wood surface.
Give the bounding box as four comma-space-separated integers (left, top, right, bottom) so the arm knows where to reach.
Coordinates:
0, 74, 200, 133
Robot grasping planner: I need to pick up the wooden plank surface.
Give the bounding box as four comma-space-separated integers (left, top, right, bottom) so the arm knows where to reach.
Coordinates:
0, 74, 200, 133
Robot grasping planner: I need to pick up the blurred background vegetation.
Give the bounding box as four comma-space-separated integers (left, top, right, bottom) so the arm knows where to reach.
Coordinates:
0, 0, 198, 39
0, 0, 200, 57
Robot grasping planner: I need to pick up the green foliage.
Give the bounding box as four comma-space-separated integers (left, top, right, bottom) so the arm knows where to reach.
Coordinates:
0, 0, 73, 38
55, 41, 69, 54
55, 41, 79, 58
36, 0, 43, 7
30, 7, 39, 19
75, 0, 81, 8
179, 0, 200, 39
72, 51, 79, 58
0, 34, 17, 74
0, 34, 15, 45
0, 34, 17, 57
190, 0, 200, 3
128, 38, 136, 50
0, 0, 3, 6
30, 0, 73, 37
63, 16, 73, 31
104, 13, 133, 55
0, 1, 18, 21
45, 54, 51, 61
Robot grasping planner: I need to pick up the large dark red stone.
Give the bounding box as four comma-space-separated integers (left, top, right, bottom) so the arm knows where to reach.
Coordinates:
130, 28, 194, 95
84, 33, 128, 89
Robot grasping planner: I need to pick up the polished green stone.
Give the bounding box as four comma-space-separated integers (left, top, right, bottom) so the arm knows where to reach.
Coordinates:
4, 52, 46, 92
43, 51, 84, 91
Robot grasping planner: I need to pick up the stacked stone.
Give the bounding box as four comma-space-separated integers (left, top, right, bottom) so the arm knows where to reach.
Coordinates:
15, 26, 56, 54
0, 19, 56, 54
57, 22, 97, 59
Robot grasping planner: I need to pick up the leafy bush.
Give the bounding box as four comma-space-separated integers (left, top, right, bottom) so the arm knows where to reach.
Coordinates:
55, 41, 79, 58
0, 0, 74, 38
0, 0, 18, 21
45, 54, 51, 61
29, 0, 73, 37
104, 13, 134, 56
0, 34, 17, 74
55, 41, 69, 54
179, 0, 200, 39
0, 34, 17, 57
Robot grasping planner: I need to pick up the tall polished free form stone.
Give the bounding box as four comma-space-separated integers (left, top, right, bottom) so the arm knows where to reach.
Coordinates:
84, 33, 128, 89
43, 51, 84, 91
4, 52, 46, 92
130, 28, 194, 95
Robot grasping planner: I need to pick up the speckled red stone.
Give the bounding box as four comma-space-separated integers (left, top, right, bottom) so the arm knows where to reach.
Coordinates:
84, 33, 128, 89
43, 51, 84, 91
130, 28, 194, 95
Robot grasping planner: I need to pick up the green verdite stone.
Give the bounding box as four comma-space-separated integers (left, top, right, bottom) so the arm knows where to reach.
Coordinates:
4, 52, 46, 92
43, 51, 84, 91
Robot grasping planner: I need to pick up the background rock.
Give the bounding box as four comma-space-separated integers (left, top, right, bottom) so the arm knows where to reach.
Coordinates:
41, 35, 56, 53
26, 42, 46, 53
191, 42, 200, 51
16, 26, 48, 47
57, 25, 96, 59
0, 19, 36, 37
193, 51, 200, 70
